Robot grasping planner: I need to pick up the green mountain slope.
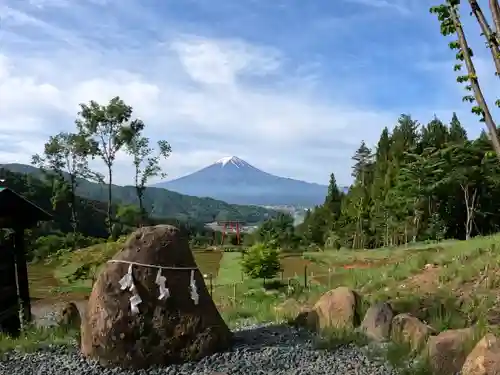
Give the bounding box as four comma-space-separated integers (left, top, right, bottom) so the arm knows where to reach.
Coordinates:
0, 163, 276, 224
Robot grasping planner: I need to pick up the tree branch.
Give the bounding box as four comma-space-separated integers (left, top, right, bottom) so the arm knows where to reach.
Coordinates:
450, 3, 500, 159
469, 0, 500, 76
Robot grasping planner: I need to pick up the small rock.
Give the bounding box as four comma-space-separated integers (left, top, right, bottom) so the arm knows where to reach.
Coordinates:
427, 327, 475, 375
360, 302, 394, 342
293, 309, 318, 331
58, 302, 81, 329
391, 313, 435, 351
312, 286, 360, 331
462, 333, 500, 375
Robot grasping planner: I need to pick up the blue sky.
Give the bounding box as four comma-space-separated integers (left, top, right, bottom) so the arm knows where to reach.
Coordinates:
0, 0, 498, 186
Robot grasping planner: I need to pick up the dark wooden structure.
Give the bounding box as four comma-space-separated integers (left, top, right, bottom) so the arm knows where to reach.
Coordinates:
0, 187, 52, 336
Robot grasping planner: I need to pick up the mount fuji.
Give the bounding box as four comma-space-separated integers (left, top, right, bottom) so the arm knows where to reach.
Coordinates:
154, 156, 329, 206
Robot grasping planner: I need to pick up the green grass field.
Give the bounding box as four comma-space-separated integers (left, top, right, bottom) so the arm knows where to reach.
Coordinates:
28, 243, 325, 299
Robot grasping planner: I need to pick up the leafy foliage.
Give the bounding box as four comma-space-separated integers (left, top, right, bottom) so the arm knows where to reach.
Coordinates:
126, 136, 171, 221
76, 96, 145, 234
241, 243, 282, 281
254, 213, 300, 249
32, 132, 97, 238
299, 113, 500, 249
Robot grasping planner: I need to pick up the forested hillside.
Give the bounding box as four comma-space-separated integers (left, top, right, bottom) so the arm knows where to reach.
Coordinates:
0, 168, 214, 238
1, 163, 275, 224
298, 113, 500, 249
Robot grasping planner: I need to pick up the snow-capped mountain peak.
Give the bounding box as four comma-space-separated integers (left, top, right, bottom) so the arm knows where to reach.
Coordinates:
155, 155, 330, 206
214, 156, 248, 169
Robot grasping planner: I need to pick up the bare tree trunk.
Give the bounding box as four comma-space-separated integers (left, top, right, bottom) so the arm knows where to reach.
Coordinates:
107, 165, 113, 236
450, 4, 500, 160
490, 0, 500, 43
462, 184, 477, 240
469, 0, 500, 75
385, 214, 389, 247
70, 178, 78, 244
135, 187, 145, 227
404, 223, 408, 246
412, 213, 420, 242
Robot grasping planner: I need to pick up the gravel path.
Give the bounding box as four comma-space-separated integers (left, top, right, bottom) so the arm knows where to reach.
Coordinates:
0, 323, 399, 375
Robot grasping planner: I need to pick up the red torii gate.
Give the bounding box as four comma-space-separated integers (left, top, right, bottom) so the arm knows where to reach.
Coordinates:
218, 221, 244, 245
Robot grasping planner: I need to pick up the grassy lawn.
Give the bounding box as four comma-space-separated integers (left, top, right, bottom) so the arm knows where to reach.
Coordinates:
216, 252, 246, 285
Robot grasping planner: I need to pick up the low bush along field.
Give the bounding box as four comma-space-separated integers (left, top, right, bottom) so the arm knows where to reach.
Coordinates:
21, 234, 500, 353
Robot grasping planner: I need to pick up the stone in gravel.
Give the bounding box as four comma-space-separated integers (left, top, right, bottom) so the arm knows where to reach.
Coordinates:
360, 302, 394, 342
390, 313, 435, 352
81, 224, 232, 369
426, 327, 476, 375
58, 302, 82, 329
311, 287, 361, 331
462, 333, 500, 375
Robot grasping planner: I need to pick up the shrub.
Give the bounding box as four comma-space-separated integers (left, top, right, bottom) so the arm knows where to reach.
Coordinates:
29, 233, 104, 262
241, 243, 281, 283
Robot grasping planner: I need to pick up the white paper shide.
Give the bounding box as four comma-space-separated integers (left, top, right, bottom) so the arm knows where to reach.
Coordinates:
118, 264, 142, 315
155, 269, 170, 301
117, 263, 198, 314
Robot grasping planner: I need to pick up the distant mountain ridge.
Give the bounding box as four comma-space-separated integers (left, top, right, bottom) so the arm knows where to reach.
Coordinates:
154, 156, 335, 206
0, 163, 278, 223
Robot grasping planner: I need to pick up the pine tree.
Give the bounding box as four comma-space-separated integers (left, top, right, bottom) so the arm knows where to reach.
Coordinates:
448, 113, 468, 143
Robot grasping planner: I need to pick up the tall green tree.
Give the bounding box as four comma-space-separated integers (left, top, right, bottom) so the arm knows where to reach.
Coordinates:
126, 136, 172, 222
76, 97, 144, 235
348, 141, 373, 248
428, 141, 490, 239
448, 112, 468, 143
32, 132, 95, 236
324, 173, 343, 221
370, 127, 392, 247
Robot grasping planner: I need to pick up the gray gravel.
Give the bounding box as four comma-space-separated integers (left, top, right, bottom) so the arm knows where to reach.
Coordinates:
0, 323, 399, 375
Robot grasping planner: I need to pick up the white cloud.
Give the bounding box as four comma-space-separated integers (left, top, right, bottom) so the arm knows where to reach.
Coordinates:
0, 0, 494, 187
341, 0, 413, 15
171, 36, 282, 86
